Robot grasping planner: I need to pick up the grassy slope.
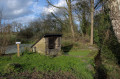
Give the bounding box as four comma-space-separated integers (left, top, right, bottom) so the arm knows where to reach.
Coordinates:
0, 50, 98, 79
0, 39, 98, 79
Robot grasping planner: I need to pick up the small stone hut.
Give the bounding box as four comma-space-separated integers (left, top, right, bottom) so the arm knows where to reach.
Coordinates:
31, 34, 62, 55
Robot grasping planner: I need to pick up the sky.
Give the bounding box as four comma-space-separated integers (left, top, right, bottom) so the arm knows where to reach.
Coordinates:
0, 0, 66, 24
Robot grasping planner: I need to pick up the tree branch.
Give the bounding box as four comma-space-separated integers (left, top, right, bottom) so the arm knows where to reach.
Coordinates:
46, 0, 67, 11
0, 8, 3, 28
94, 0, 108, 9
66, 0, 68, 5
51, 12, 64, 25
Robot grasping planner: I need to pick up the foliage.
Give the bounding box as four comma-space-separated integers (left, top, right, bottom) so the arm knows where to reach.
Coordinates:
94, 9, 119, 61
94, 7, 120, 79
4, 63, 22, 74
75, 0, 90, 36
17, 28, 34, 43
18, 28, 34, 39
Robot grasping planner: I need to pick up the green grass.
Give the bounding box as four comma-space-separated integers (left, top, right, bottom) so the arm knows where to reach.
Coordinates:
68, 50, 91, 56
0, 49, 97, 79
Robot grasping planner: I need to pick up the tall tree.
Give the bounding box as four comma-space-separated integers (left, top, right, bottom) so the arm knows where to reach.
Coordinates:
46, 0, 75, 38
89, 0, 106, 45
67, 0, 75, 38
75, 0, 90, 36
90, 0, 94, 45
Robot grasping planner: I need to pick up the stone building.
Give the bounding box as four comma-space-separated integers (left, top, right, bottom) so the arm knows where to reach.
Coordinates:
31, 34, 62, 55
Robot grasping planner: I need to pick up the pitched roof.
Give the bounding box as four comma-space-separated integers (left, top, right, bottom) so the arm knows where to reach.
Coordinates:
44, 34, 62, 37
31, 38, 42, 48
31, 34, 62, 48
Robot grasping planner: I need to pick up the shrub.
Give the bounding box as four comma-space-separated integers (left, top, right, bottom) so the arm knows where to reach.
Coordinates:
4, 63, 22, 74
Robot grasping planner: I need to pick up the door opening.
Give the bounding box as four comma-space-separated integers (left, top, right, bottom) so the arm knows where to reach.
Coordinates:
48, 37, 57, 49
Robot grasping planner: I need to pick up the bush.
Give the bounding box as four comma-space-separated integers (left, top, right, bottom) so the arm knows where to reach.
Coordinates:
4, 63, 22, 74
101, 45, 116, 61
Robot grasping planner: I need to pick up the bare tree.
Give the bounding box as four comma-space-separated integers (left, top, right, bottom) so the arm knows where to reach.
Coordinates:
46, 0, 75, 38
11, 22, 22, 32
0, 8, 12, 55
0, 25, 12, 55
0, 8, 3, 28
0, 8, 3, 55
0, 12, 2, 27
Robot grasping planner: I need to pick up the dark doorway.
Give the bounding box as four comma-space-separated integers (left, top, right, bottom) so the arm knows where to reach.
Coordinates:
48, 37, 57, 49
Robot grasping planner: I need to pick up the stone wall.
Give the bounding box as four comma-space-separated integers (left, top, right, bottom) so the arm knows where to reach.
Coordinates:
33, 38, 46, 54
32, 37, 61, 55
46, 37, 61, 55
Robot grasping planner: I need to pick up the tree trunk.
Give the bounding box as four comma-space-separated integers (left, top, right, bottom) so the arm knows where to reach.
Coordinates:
67, 0, 75, 38
46, 0, 75, 38
90, 0, 94, 45
108, 0, 120, 42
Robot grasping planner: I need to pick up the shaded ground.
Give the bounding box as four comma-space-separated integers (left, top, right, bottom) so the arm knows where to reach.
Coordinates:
1, 71, 76, 79
94, 50, 107, 79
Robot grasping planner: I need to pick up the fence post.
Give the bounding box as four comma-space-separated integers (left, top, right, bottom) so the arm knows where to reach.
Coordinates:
16, 42, 21, 57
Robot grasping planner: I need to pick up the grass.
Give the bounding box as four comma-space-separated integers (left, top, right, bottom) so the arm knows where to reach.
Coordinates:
68, 50, 91, 56
0, 50, 97, 79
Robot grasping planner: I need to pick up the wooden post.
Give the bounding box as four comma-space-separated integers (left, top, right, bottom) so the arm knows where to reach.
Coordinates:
17, 44, 20, 57
16, 42, 21, 57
